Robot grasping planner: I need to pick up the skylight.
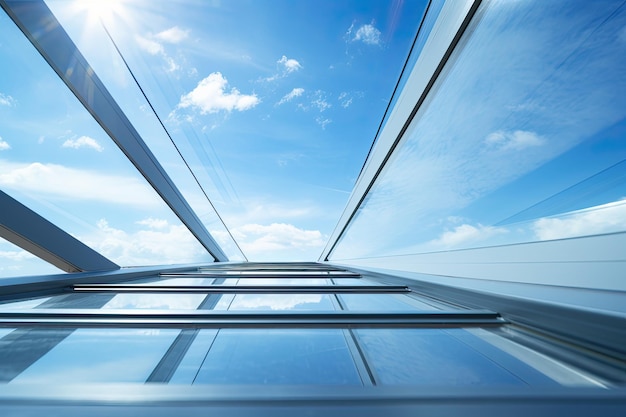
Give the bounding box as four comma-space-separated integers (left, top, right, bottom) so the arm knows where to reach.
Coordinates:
32, 0, 429, 263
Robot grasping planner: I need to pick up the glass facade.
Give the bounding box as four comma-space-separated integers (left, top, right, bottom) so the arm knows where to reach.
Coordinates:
0, 0, 624, 413
330, 0, 626, 259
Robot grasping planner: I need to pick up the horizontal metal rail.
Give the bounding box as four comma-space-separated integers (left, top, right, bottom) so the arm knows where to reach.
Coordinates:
0, 310, 505, 328
72, 285, 409, 294
159, 273, 361, 279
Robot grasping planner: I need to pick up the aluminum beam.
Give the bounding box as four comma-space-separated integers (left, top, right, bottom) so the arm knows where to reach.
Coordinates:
0, 190, 119, 273
0, 0, 228, 261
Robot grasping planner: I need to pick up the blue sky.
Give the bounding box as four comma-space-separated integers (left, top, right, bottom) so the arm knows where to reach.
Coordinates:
0, 0, 428, 275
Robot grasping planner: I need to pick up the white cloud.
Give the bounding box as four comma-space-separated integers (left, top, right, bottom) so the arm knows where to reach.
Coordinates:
135, 35, 164, 55
316, 116, 332, 129
178, 72, 260, 114
277, 87, 304, 105
278, 55, 302, 73
0, 250, 35, 262
352, 23, 382, 45
428, 223, 508, 250
92, 218, 211, 266
484, 130, 545, 151
312, 90, 331, 112
0, 93, 16, 107
155, 26, 189, 44
225, 223, 326, 260
338, 92, 353, 108
0, 161, 161, 207
61, 135, 104, 152
136, 30, 186, 73
135, 218, 169, 229
0, 137, 10, 151
533, 199, 626, 241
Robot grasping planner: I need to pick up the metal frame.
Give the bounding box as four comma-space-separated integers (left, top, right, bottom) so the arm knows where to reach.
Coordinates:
0, 0, 228, 262
0, 190, 119, 273
0, 385, 625, 416
72, 285, 410, 294
0, 309, 505, 328
160, 272, 361, 278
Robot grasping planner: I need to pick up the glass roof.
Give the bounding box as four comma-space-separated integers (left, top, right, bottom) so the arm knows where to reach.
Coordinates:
18, 0, 427, 264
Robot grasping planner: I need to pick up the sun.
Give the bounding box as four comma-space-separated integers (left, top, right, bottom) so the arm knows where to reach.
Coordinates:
73, 0, 128, 26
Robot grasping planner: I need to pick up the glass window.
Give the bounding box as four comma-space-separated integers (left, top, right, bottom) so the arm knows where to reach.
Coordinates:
339, 294, 437, 311
236, 278, 330, 286
330, 0, 626, 259
11, 329, 179, 383
356, 328, 588, 386
194, 329, 362, 385
102, 294, 207, 310
227, 294, 336, 311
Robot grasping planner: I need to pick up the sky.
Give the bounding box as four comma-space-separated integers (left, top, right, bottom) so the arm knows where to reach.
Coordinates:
0, 0, 429, 276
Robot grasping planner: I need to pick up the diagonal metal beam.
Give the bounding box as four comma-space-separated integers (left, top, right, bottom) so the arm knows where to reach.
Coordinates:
0, 190, 119, 273
0, 0, 228, 262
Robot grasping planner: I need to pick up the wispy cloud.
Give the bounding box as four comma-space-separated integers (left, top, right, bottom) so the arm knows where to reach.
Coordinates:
135, 217, 169, 229
312, 90, 331, 112
154, 26, 189, 44
0, 137, 10, 151
0, 93, 16, 107
347, 22, 382, 46
262, 55, 303, 82
135, 35, 164, 55
178, 72, 260, 114
427, 223, 508, 250
0, 161, 161, 207
62, 135, 104, 152
316, 116, 332, 129
484, 130, 545, 151
533, 199, 626, 240
338, 92, 353, 108
135, 26, 189, 73
277, 87, 304, 105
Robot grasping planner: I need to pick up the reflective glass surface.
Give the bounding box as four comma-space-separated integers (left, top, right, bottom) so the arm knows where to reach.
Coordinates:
102, 294, 207, 310
194, 329, 362, 385
356, 328, 586, 386
11, 329, 179, 383
228, 294, 336, 311
331, 0, 626, 259
339, 293, 437, 311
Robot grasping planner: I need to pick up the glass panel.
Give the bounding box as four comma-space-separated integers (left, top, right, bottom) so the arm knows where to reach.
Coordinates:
236, 278, 329, 286
11, 329, 179, 383
170, 329, 218, 384
339, 294, 438, 311
330, 0, 626, 259
102, 294, 207, 310
0, 10, 215, 268
228, 294, 336, 311
125, 277, 217, 286
194, 329, 362, 385
356, 328, 601, 386
0, 297, 51, 310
